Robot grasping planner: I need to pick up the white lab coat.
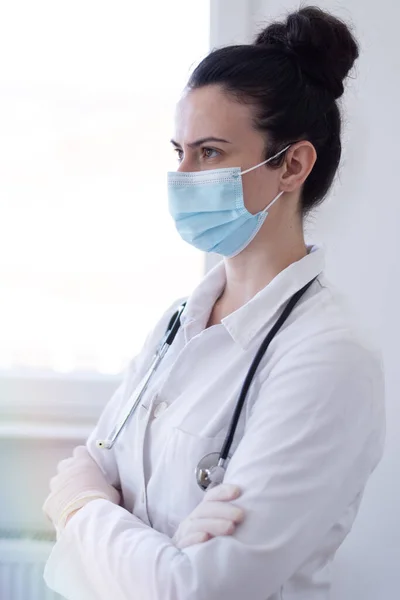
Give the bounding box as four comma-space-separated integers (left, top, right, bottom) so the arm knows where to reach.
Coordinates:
44, 246, 385, 600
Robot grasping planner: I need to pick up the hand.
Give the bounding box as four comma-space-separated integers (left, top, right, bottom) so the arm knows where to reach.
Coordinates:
42, 445, 121, 532
172, 484, 244, 549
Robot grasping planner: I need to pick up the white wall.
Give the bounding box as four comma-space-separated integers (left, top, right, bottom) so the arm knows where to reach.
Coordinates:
246, 1, 399, 597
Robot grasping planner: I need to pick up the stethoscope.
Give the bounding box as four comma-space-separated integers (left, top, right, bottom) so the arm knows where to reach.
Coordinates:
97, 277, 316, 491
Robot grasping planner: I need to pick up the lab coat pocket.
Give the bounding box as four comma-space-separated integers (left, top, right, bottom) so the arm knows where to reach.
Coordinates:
165, 427, 227, 531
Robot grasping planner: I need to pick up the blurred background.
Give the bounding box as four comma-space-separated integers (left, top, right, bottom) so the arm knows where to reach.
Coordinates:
0, 0, 398, 598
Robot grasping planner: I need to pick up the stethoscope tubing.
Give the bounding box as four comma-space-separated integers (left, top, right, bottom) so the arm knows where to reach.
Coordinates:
219, 277, 316, 461
96, 304, 186, 450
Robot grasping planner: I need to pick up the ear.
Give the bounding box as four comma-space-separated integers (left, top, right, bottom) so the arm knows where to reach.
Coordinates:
279, 141, 317, 193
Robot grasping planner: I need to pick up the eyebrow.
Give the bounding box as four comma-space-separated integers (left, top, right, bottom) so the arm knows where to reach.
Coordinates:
170, 137, 231, 148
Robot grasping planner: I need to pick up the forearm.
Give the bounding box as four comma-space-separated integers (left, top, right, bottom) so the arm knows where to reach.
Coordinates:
44, 499, 200, 600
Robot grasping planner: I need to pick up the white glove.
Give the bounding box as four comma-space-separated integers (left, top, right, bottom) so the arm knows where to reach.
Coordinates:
172, 484, 244, 549
42, 445, 121, 533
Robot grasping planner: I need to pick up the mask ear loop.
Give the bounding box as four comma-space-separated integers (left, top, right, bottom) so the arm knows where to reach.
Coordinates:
262, 190, 284, 213
240, 144, 291, 176
240, 144, 290, 214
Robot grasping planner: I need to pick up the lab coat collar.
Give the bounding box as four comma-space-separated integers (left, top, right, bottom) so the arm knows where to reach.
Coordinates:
181, 245, 325, 350
180, 260, 226, 334
223, 245, 324, 349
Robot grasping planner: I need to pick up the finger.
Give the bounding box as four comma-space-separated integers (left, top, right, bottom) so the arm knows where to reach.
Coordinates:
56, 455, 89, 474
56, 454, 95, 476
195, 501, 244, 523
200, 518, 236, 537
184, 517, 236, 538
178, 514, 235, 538
49, 474, 67, 492
176, 532, 210, 549
56, 457, 75, 474
204, 483, 241, 503
56, 448, 93, 475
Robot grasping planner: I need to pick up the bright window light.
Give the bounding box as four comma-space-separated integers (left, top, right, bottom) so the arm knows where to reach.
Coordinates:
0, 1, 209, 374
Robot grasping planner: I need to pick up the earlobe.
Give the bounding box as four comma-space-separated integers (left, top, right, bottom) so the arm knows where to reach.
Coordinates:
280, 142, 317, 193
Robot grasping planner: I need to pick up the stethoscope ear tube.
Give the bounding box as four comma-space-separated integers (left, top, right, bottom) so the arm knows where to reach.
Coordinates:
96, 302, 187, 450
164, 303, 187, 346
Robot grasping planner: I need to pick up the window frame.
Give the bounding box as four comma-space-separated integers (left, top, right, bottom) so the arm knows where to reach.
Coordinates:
0, 0, 253, 432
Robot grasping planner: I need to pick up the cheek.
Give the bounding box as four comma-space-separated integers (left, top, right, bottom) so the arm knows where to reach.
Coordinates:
242, 170, 279, 215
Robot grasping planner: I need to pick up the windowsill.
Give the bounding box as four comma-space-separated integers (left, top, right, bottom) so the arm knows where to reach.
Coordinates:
0, 367, 121, 426
0, 420, 93, 440
0, 366, 122, 381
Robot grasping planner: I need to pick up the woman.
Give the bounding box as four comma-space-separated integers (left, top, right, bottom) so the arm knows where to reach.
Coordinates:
43, 7, 385, 600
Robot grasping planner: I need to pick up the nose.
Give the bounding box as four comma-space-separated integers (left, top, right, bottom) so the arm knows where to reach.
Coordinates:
177, 160, 196, 173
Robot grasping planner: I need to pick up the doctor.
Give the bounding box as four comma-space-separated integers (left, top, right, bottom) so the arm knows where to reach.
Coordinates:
43, 7, 385, 600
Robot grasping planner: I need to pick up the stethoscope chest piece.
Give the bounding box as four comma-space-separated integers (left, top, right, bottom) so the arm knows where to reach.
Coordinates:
195, 452, 228, 491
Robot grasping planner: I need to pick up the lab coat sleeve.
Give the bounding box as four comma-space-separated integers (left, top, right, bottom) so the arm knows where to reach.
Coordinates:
85, 298, 187, 487
44, 336, 385, 600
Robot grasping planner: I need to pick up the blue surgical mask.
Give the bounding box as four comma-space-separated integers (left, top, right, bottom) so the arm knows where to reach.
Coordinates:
167, 145, 290, 257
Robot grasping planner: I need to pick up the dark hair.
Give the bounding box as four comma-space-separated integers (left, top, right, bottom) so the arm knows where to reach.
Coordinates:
187, 6, 359, 214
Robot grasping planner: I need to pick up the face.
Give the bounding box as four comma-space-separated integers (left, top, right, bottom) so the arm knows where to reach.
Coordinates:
171, 85, 283, 215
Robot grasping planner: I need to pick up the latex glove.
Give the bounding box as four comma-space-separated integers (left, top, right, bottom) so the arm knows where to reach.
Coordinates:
42, 445, 120, 533
172, 484, 244, 549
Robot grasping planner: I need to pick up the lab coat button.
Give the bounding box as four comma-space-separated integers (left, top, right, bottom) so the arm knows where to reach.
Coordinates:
153, 401, 168, 418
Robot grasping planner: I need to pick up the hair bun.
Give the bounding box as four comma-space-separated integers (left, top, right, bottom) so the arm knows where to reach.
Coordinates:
255, 6, 359, 99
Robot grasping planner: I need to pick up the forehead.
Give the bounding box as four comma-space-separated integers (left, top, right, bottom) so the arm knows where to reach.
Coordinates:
174, 85, 255, 143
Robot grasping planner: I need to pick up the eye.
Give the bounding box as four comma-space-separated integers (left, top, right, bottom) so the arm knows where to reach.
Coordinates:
202, 147, 220, 159
174, 148, 184, 162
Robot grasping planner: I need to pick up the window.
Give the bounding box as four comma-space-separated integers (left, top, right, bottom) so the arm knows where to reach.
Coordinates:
0, 1, 209, 375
